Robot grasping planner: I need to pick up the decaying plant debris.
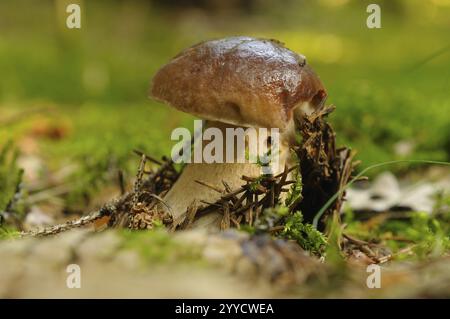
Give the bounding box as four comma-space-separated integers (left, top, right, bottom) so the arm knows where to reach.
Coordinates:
294, 105, 356, 228
19, 105, 356, 256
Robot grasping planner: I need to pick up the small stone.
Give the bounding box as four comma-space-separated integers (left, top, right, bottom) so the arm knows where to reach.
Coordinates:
26, 229, 90, 267
203, 236, 243, 271
173, 229, 209, 247
113, 250, 142, 271
76, 231, 122, 261
234, 256, 258, 277
0, 237, 35, 256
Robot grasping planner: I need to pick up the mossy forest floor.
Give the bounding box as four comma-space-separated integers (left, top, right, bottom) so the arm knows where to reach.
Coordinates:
0, 127, 449, 297
1, 1, 450, 298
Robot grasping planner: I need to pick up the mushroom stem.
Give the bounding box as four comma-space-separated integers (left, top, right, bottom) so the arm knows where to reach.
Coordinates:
162, 121, 291, 229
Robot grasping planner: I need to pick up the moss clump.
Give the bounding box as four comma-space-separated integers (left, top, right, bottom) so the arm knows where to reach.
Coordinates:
251, 206, 327, 256
281, 211, 328, 256
120, 229, 204, 264
343, 194, 450, 260
383, 212, 450, 259
0, 227, 21, 240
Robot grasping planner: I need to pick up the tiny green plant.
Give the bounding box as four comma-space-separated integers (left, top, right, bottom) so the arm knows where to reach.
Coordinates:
284, 164, 302, 210
253, 206, 327, 256
281, 211, 327, 256
0, 141, 25, 228
0, 227, 20, 240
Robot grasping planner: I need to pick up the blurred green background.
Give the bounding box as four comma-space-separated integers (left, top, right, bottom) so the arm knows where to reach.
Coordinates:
0, 0, 449, 204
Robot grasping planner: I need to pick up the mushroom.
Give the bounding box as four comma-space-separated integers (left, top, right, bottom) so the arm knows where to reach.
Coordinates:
150, 36, 327, 228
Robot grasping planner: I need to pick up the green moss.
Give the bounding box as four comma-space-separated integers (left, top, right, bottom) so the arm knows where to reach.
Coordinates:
0, 227, 21, 240
119, 229, 204, 265
252, 206, 327, 256
344, 197, 450, 260
281, 211, 327, 256
379, 211, 450, 257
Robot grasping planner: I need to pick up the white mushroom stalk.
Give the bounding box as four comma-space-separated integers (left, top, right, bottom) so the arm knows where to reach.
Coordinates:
162, 120, 293, 228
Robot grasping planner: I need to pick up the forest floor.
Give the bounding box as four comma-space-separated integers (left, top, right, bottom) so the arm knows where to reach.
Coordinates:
1, 227, 449, 298
0, 157, 449, 298
1, 1, 449, 298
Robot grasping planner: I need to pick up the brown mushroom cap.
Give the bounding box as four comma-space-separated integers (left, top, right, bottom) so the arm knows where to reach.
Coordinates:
150, 36, 327, 131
